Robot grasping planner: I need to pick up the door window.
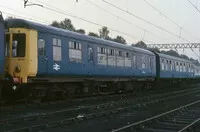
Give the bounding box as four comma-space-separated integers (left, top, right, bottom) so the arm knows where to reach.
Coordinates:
12, 33, 26, 57
53, 38, 62, 61
38, 39, 46, 56
88, 46, 94, 62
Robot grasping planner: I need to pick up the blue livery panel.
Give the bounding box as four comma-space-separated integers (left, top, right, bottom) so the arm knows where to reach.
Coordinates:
37, 33, 156, 79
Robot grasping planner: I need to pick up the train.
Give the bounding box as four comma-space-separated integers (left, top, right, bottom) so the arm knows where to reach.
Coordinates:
0, 12, 200, 101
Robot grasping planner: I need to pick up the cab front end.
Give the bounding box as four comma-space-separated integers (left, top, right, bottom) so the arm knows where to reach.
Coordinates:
5, 26, 37, 84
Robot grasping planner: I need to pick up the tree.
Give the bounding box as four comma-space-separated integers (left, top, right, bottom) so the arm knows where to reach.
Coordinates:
99, 26, 109, 39
105, 36, 113, 41
88, 32, 99, 37
161, 50, 180, 57
113, 36, 126, 44
190, 58, 200, 65
180, 54, 189, 60
60, 18, 75, 31
51, 21, 61, 28
51, 18, 75, 31
5, 16, 15, 20
76, 29, 85, 34
134, 41, 147, 49
148, 47, 160, 52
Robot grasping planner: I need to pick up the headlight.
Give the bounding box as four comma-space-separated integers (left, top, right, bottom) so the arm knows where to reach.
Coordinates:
15, 65, 21, 73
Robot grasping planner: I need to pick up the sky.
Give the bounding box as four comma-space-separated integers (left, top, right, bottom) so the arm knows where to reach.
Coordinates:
0, 0, 200, 60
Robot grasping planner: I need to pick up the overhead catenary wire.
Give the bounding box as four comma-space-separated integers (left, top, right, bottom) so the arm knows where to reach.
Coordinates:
0, 5, 50, 24
190, 48, 200, 58
188, 0, 200, 13
26, 0, 156, 43
143, 0, 200, 42
143, 0, 200, 58
100, 0, 191, 43
85, 0, 160, 39
1, 10, 49, 24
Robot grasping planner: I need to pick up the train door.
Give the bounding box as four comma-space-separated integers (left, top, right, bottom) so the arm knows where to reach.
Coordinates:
87, 44, 95, 75
37, 34, 48, 74
148, 56, 153, 76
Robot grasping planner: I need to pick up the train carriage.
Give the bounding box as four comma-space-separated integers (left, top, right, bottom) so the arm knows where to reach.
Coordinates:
3, 18, 156, 98
1, 16, 200, 101
156, 53, 194, 79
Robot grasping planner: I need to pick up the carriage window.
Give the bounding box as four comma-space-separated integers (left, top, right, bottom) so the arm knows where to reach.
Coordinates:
12, 33, 26, 57
161, 59, 164, 70
142, 56, 146, 69
38, 39, 45, 56
116, 51, 123, 56
69, 41, 81, 50
125, 52, 130, 58
107, 49, 115, 55
98, 47, 106, 54
133, 55, 136, 67
5, 34, 10, 57
53, 38, 62, 61
169, 61, 172, 71
149, 57, 152, 69
69, 41, 82, 63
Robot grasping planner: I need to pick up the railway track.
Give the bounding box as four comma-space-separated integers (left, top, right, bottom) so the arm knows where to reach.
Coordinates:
0, 84, 190, 118
112, 100, 200, 132
47, 87, 200, 132
1, 87, 200, 132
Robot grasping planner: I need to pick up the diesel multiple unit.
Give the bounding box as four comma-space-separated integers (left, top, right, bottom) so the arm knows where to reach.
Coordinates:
0, 15, 200, 100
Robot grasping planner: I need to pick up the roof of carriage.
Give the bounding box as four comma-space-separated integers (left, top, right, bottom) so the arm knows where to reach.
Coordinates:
6, 18, 155, 55
157, 52, 192, 63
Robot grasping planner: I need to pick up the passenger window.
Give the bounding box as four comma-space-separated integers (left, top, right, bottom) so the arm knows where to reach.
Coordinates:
142, 56, 146, 69
53, 38, 62, 61
116, 51, 123, 57
133, 55, 136, 67
125, 52, 130, 58
149, 57, 152, 69
38, 39, 45, 56
111, 49, 115, 55
12, 33, 26, 57
69, 41, 82, 63
161, 59, 164, 70
69, 41, 81, 50
98, 47, 106, 54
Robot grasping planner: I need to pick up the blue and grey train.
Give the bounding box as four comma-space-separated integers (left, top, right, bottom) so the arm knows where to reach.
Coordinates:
1, 14, 200, 100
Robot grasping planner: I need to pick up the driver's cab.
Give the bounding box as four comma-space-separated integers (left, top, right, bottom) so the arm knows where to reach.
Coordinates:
5, 26, 37, 83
